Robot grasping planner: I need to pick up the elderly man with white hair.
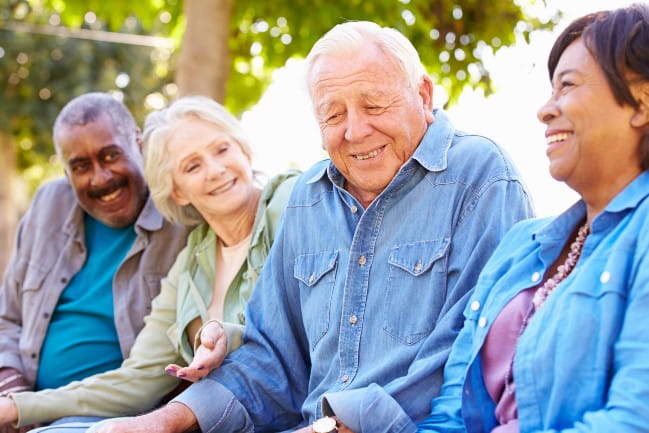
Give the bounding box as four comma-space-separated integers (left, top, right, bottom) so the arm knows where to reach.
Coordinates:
91, 21, 533, 433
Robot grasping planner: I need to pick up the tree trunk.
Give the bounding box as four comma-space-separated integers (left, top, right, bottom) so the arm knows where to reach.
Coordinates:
176, 0, 233, 103
0, 135, 18, 278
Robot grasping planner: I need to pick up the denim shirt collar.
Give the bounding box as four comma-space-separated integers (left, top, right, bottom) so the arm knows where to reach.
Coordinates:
533, 170, 649, 246
305, 108, 454, 187
412, 108, 455, 173
605, 170, 649, 213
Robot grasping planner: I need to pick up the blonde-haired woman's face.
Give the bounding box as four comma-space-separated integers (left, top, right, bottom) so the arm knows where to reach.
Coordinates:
167, 116, 256, 222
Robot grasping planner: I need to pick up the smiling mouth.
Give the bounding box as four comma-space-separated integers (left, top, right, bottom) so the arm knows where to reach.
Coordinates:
99, 189, 122, 202
546, 132, 571, 145
353, 145, 386, 161
209, 179, 236, 195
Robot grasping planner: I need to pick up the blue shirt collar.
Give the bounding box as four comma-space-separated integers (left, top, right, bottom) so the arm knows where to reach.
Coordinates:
605, 170, 649, 213
534, 170, 649, 242
412, 109, 455, 173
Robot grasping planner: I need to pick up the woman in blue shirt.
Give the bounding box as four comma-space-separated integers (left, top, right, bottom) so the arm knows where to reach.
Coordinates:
418, 4, 649, 433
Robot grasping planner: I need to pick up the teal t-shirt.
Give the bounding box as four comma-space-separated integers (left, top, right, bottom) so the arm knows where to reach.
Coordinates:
35, 213, 137, 390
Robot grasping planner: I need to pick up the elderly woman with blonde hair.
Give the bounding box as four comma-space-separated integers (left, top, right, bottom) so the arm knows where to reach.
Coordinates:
0, 95, 299, 430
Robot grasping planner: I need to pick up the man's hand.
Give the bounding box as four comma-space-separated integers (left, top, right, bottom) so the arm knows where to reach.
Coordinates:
92, 403, 198, 433
165, 321, 227, 382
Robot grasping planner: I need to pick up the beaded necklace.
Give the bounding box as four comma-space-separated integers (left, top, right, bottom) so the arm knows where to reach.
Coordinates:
532, 222, 590, 310
504, 221, 590, 394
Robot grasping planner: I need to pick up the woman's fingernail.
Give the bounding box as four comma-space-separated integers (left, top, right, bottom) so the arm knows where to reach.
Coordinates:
178, 373, 186, 378
197, 365, 205, 370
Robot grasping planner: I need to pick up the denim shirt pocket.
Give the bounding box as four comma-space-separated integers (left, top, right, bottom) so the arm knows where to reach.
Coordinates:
294, 250, 339, 351
552, 256, 628, 371
384, 238, 450, 345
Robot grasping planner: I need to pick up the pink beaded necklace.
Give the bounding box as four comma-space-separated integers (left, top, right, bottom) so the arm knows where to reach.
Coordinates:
532, 222, 590, 310
504, 221, 590, 394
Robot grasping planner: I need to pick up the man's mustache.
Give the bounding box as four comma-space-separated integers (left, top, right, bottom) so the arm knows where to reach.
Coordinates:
88, 178, 128, 199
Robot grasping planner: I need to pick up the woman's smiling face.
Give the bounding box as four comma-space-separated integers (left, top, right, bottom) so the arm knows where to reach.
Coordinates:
537, 38, 644, 194
167, 116, 257, 222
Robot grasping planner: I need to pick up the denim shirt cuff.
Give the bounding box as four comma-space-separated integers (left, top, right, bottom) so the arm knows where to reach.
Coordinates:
323, 384, 416, 433
173, 378, 253, 433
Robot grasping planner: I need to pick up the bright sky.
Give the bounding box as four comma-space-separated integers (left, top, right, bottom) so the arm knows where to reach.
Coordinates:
241, 0, 639, 217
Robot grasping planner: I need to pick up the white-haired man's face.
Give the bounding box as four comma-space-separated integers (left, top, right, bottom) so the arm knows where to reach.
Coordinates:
310, 43, 434, 208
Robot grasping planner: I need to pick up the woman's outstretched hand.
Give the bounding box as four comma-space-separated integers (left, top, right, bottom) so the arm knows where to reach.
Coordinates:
164, 321, 228, 382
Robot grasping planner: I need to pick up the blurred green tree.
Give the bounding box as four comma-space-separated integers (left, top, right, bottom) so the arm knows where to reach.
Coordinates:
0, 0, 557, 272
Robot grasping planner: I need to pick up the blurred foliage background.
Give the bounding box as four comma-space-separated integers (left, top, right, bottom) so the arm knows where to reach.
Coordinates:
0, 0, 558, 272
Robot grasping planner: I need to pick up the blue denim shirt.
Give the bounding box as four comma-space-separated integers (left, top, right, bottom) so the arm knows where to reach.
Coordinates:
175, 110, 533, 433
418, 170, 649, 433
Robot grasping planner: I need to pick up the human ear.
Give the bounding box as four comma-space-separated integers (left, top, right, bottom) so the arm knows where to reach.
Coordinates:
170, 185, 190, 206
630, 81, 649, 129
418, 75, 435, 124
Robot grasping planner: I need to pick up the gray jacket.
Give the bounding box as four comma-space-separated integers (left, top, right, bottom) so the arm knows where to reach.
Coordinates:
0, 178, 188, 386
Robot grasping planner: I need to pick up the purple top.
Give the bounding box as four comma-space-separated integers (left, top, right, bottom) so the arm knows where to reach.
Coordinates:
480, 287, 536, 433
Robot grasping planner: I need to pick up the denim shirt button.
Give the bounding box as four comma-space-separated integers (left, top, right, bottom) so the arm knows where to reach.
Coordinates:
478, 317, 487, 328
341, 375, 349, 382
358, 256, 367, 265
349, 315, 358, 325
414, 262, 422, 272
600, 271, 611, 283
351, 205, 358, 214
531, 271, 541, 282
470, 301, 480, 311
309, 274, 315, 284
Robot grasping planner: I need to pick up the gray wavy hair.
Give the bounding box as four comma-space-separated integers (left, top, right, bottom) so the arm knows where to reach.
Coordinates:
143, 95, 253, 226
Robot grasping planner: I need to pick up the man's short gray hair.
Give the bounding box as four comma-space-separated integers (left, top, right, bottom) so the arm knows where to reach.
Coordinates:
305, 21, 427, 92
143, 95, 253, 226
53, 92, 138, 160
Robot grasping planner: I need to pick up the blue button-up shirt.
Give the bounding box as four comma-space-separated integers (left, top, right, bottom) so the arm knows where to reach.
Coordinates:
418, 170, 649, 433
175, 110, 533, 433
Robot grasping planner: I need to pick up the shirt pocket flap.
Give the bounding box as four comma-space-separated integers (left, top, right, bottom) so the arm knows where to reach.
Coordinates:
388, 238, 450, 276
294, 250, 339, 286
22, 262, 49, 291
569, 259, 627, 299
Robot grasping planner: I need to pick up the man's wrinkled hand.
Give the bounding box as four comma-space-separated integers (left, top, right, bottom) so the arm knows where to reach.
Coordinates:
165, 321, 227, 382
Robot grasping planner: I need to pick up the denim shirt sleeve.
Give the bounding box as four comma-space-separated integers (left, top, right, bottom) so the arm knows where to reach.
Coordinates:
173, 378, 255, 433
323, 178, 533, 433
415, 219, 539, 433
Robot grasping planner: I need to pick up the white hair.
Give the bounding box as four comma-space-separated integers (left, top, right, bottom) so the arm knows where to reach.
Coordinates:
305, 21, 427, 92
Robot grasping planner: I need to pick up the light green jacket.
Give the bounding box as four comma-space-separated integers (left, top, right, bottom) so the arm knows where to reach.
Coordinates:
13, 171, 299, 426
